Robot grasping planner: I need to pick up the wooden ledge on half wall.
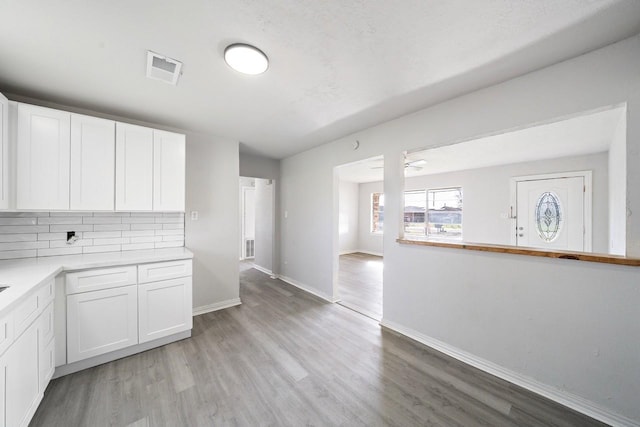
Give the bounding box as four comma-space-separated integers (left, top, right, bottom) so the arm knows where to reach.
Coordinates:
396, 238, 640, 267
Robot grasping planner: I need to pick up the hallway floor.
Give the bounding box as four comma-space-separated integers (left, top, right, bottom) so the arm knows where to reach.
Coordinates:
338, 252, 383, 320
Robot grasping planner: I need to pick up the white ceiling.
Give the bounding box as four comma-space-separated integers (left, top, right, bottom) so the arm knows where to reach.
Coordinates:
337, 106, 625, 183
0, 1, 638, 159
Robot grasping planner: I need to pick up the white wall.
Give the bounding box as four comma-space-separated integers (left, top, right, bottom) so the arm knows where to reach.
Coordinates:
280, 35, 640, 423
254, 178, 274, 272
338, 180, 359, 254
609, 114, 627, 255
357, 181, 384, 255
186, 134, 240, 311
403, 152, 609, 252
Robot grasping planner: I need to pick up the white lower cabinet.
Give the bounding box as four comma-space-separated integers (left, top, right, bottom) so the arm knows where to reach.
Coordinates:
5, 319, 39, 427
66, 284, 138, 363
139, 276, 192, 344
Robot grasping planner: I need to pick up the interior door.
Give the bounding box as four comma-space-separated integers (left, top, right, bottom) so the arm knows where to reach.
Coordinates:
516, 176, 585, 251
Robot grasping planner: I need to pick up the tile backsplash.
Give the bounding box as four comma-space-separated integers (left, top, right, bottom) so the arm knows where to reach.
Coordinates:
0, 212, 185, 260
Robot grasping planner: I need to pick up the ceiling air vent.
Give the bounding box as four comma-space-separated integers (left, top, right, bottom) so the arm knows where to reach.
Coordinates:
146, 51, 182, 85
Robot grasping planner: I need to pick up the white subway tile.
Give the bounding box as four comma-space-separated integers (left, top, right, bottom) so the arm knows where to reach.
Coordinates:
37, 232, 68, 241
0, 218, 37, 225
94, 224, 130, 231
83, 216, 122, 224
130, 212, 156, 217
122, 230, 155, 237
0, 234, 37, 242
83, 245, 121, 254
0, 241, 49, 251
162, 212, 184, 218
131, 224, 162, 230
0, 225, 50, 233
162, 223, 184, 230
0, 249, 37, 260
93, 237, 129, 245
38, 217, 84, 225
83, 231, 121, 239
0, 212, 48, 217
130, 236, 162, 244
38, 247, 83, 257
50, 224, 93, 232
154, 241, 184, 249
49, 239, 93, 248
162, 235, 184, 242
122, 243, 155, 251
155, 229, 184, 236
155, 217, 183, 224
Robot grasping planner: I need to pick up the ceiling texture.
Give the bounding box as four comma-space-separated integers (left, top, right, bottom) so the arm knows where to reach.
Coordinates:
0, 0, 639, 159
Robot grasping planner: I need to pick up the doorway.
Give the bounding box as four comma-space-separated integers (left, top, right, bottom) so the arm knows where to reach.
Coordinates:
512, 171, 592, 252
239, 176, 276, 275
334, 156, 384, 321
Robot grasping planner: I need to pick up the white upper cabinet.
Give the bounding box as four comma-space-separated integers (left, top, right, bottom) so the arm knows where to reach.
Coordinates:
153, 130, 185, 211
0, 93, 8, 209
115, 123, 153, 211
16, 103, 70, 210
70, 114, 116, 210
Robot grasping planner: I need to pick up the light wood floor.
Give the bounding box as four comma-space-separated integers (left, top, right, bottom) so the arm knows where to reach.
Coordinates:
338, 252, 383, 320
31, 267, 605, 426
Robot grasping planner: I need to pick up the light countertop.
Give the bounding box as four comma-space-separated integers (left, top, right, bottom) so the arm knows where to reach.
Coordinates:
0, 247, 194, 318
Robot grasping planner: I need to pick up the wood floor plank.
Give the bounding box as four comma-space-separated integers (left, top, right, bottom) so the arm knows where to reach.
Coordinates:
30, 264, 608, 427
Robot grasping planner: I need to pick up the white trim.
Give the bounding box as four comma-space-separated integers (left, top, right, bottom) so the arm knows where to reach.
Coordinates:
510, 170, 593, 252
379, 318, 638, 427
192, 298, 242, 316
251, 263, 272, 276
278, 275, 339, 303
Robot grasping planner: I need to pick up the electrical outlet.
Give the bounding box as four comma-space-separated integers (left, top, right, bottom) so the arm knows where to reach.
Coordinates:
191, 211, 199, 221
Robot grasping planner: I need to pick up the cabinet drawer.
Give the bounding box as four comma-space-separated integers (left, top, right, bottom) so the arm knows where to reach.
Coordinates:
138, 259, 192, 284
0, 312, 13, 356
66, 266, 137, 294
13, 279, 53, 337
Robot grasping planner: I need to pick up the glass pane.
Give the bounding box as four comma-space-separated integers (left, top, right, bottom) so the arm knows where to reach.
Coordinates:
404, 190, 426, 236
371, 193, 384, 233
535, 191, 562, 242
427, 188, 462, 240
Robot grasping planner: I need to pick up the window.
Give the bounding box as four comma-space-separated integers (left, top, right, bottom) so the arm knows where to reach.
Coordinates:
371, 192, 384, 233
404, 190, 426, 236
427, 187, 463, 240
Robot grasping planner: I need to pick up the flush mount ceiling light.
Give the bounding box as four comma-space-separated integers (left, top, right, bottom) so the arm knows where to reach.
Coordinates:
224, 43, 269, 75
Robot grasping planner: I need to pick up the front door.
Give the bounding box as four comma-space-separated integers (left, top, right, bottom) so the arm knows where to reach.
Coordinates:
516, 175, 586, 251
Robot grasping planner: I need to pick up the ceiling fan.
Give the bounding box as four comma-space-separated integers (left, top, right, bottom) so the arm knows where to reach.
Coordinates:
370, 159, 426, 171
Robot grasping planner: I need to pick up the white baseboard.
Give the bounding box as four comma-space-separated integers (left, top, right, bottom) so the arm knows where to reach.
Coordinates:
278, 275, 339, 303
339, 250, 358, 255
251, 263, 273, 276
379, 318, 638, 427
193, 298, 242, 316
356, 249, 383, 257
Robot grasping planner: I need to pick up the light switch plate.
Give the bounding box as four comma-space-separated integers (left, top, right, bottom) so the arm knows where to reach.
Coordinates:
191, 211, 199, 221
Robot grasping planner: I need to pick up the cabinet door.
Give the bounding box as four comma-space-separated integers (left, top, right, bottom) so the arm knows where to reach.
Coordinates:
139, 277, 192, 344
5, 321, 39, 427
0, 93, 8, 209
70, 114, 115, 210
67, 285, 138, 363
115, 123, 153, 211
153, 130, 185, 211
16, 103, 70, 210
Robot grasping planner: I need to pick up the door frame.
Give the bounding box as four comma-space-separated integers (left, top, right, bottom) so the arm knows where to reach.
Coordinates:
509, 170, 592, 251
